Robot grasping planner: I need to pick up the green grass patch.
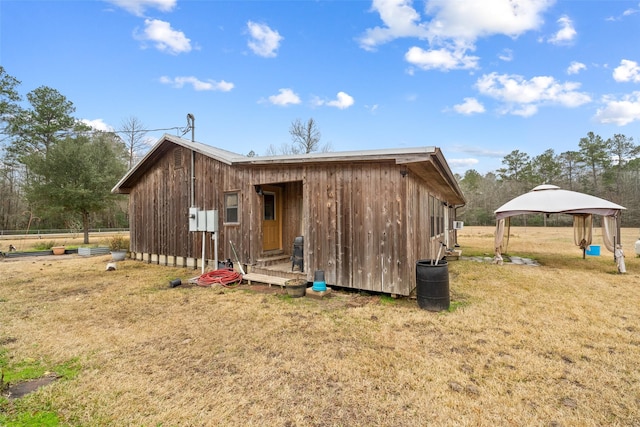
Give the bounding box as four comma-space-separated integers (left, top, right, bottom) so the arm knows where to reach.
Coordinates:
31, 241, 58, 251
379, 294, 397, 305
1, 348, 80, 385
447, 300, 469, 312
0, 349, 80, 427
0, 410, 61, 427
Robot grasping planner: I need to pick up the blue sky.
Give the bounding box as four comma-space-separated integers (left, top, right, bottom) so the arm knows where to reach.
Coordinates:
2, 0, 640, 174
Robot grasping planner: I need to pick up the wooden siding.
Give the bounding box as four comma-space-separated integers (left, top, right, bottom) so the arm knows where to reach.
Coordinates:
129, 146, 191, 260
127, 144, 461, 296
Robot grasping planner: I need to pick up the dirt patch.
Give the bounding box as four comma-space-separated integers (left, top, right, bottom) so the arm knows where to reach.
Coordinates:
3, 375, 59, 399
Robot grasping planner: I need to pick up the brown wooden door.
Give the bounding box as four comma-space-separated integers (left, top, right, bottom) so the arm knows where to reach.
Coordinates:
262, 187, 282, 251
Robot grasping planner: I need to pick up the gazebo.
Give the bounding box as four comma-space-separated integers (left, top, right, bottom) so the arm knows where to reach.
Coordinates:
493, 184, 626, 263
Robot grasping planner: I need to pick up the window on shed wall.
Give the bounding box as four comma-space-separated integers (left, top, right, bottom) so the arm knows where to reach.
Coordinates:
439, 202, 445, 235
429, 196, 435, 237
430, 196, 445, 237
224, 192, 239, 224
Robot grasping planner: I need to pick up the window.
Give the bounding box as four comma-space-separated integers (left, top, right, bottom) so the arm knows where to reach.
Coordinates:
263, 192, 275, 221
224, 192, 239, 223
429, 196, 435, 237
430, 196, 444, 237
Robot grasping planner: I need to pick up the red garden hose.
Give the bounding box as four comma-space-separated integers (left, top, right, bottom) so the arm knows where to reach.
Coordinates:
195, 268, 242, 287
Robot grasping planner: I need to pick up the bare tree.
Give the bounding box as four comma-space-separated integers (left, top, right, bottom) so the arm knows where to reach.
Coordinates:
290, 117, 321, 154
119, 116, 148, 169
265, 118, 331, 155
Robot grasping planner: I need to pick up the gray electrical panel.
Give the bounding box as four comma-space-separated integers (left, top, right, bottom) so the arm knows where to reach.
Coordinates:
188, 207, 218, 232
196, 210, 207, 231
206, 210, 219, 232
188, 207, 198, 232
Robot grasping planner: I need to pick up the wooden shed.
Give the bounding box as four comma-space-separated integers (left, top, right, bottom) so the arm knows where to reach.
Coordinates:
112, 134, 466, 296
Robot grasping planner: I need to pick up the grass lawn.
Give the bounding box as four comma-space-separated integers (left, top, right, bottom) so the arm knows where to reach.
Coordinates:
1, 226, 639, 426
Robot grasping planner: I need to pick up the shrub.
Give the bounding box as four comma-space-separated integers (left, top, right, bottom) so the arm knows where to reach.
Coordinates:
33, 241, 57, 250
108, 234, 129, 252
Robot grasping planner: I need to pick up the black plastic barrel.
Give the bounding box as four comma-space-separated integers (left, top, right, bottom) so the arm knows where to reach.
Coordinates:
415, 260, 450, 311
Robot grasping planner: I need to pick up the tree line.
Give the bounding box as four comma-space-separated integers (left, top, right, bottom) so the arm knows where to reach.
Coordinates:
3, 64, 638, 238
457, 132, 640, 227
0, 67, 132, 243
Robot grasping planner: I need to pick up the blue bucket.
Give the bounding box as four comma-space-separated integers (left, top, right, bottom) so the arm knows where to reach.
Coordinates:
312, 270, 327, 292
586, 245, 600, 256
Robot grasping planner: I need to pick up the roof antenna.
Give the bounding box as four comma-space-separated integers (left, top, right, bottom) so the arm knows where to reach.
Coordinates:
182, 113, 196, 208
182, 113, 195, 142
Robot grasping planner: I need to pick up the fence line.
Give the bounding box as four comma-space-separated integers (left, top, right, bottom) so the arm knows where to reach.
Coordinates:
0, 228, 129, 237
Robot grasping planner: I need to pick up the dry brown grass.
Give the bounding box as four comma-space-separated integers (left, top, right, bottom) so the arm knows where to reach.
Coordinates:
1, 227, 640, 426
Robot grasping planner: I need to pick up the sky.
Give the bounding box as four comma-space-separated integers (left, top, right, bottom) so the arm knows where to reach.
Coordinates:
2, 0, 640, 175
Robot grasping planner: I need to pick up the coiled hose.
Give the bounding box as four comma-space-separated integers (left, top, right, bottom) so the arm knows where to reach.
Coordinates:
194, 268, 243, 287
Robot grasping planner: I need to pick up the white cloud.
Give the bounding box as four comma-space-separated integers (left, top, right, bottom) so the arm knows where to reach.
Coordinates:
247, 21, 283, 58
358, 0, 429, 51
106, 0, 176, 17
607, 5, 640, 21
81, 118, 113, 132
595, 92, 640, 125
317, 92, 355, 109
613, 59, 640, 83
453, 97, 485, 115
329, 92, 355, 109
567, 61, 586, 75
475, 72, 591, 116
509, 104, 539, 117
423, 0, 553, 42
136, 19, 191, 54
267, 88, 301, 106
159, 76, 234, 92
450, 144, 507, 158
360, 0, 553, 73
448, 158, 479, 168
498, 48, 513, 62
405, 45, 479, 70
548, 15, 576, 45
623, 5, 640, 16
365, 104, 379, 113
449, 158, 480, 169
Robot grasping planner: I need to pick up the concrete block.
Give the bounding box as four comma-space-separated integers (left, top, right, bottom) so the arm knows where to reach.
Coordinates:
305, 287, 332, 299
186, 257, 197, 269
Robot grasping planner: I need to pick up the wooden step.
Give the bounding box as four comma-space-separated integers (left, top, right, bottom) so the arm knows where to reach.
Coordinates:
255, 254, 290, 267
242, 273, 289, 287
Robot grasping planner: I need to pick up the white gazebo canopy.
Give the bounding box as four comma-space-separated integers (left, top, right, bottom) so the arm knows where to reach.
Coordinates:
495, 184, 626, 220
493, 185, 626, 263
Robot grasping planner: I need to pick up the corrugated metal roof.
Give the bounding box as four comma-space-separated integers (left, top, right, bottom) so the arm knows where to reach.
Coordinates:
112, 133, 464, 205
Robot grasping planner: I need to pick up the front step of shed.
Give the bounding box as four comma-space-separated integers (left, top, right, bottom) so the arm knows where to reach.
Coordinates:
242, 273, 289, 288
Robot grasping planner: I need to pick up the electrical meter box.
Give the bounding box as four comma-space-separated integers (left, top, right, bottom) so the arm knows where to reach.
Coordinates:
188, 207, 198, 232
206, 210, 218, 232
188, 207, 218, 232
197, 210, 208, 232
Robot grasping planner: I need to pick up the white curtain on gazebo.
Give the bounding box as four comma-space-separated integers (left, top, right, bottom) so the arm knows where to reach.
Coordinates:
573, 214, 593, 256
493, 217, 510, 264
602, 215, 617, 253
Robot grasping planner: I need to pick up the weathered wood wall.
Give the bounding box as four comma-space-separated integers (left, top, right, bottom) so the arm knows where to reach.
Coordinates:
128, 145, 459, 296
